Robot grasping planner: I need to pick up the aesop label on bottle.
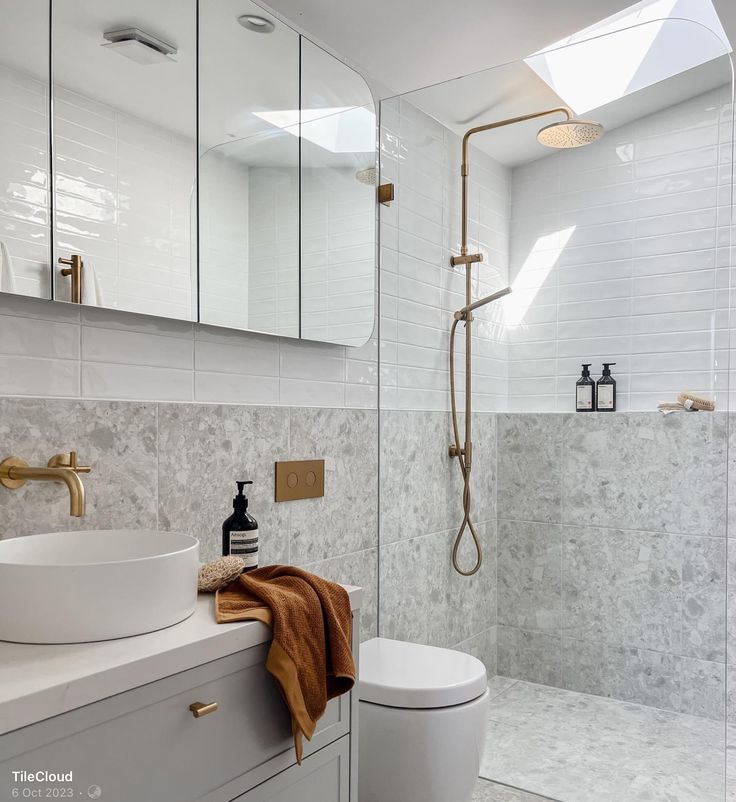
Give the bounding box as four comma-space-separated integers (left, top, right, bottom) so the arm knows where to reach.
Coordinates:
597, 385, 614, 409
576, 385, 593, 410
229, 530, 259, 568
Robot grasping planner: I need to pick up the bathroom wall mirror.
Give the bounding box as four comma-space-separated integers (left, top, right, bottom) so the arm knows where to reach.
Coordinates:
0, 0, 377, 345
198, 7, 378, 345
0, 0, 51, 301
300, 39, 377, 346
198, 0, 301, 337
51, 0, 198, 319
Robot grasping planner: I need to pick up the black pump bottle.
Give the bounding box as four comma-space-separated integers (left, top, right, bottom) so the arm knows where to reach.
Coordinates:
576, 364, 595, 412
222, 480, 259, 570
596, 363, 617, 412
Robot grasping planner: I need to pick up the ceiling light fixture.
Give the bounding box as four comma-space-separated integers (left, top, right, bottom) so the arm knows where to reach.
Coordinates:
102, 27, 177, 64
238, 15, 276, 34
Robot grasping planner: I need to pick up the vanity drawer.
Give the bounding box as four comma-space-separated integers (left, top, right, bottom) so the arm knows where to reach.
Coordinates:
231, 736, 350, 802
0, 645, 350, 802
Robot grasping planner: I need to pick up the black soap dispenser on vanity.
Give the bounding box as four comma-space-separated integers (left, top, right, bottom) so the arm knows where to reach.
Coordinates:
222, 480, 259, 571
576, 364, 596, 412
596, 363, 617, 412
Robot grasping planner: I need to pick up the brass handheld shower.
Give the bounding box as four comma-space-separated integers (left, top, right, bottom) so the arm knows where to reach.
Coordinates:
449, 107, 603, 577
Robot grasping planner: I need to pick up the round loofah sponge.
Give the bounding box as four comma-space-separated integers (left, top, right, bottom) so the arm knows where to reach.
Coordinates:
198, 556, 246, 593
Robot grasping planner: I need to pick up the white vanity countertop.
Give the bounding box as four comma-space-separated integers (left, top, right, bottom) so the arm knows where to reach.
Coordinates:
0, 585, 362, 737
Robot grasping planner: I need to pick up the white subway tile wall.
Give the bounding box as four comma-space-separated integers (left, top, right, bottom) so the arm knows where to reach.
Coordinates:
379, 96, 510, 412
52, 84, 196, 321
198, 150, 250, 329
507, 86, 733, 412
0, 290, 379, 408
0, 75, 732, 415
247, 166, 300, 338
0, 64, 50, 299
246, 165, 376, 346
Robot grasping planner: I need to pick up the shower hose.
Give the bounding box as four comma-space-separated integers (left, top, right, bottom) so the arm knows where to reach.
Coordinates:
449, 316, 483, 576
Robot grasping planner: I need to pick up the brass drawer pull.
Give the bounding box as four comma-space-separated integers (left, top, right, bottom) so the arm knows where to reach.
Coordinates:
189, 701, 219, 718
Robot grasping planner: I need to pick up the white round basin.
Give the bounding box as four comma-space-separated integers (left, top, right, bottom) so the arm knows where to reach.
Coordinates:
0, 530, 199, 644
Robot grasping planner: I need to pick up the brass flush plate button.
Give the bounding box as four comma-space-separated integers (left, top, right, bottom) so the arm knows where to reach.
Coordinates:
275, 459, 325, 502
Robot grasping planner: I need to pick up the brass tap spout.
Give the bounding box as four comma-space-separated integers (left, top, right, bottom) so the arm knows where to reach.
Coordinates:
0, 452, 91, 517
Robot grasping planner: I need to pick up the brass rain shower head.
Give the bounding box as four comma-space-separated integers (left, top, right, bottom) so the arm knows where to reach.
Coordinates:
537, 119, 605, 148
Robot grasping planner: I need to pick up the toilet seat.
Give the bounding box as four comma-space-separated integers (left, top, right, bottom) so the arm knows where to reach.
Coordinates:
359, 637, 487, 709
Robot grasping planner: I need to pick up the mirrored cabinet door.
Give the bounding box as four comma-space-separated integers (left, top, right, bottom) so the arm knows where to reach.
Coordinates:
51, 0, 197, 319
198, 0, 300, 337
299, 39, 376, 347
0, 0, 51, 300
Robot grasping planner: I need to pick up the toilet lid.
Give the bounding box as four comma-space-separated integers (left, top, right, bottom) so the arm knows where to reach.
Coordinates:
358, 638, 488, 709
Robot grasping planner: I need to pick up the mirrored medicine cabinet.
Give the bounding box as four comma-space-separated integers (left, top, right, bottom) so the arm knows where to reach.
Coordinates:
0, 0, 378, 346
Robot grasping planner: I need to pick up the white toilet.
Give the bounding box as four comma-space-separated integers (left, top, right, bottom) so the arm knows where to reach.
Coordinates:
358, 637, 489, 802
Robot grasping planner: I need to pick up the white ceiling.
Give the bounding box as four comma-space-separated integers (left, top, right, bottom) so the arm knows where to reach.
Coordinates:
266, 0, 736, 165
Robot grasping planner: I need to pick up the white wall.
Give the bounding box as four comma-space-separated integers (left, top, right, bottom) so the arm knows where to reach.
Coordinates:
507, 86, 732, 412
246, 165, 376, 345
247, 166, 300, 338
0, 290, 377, 407
0, 61, 196, 319
0, 64, 49, 298
379, 97, 511, 412
199, 150, 250, 329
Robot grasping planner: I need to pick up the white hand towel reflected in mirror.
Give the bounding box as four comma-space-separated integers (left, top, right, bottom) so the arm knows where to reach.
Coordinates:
0, 241, 17, 294
81, 260, 104, 307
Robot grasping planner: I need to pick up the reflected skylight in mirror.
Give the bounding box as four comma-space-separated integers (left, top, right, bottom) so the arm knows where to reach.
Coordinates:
254, 107, 376, 153
524, 0, 731, 114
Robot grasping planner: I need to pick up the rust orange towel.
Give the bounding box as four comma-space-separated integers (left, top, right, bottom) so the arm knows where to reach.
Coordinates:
215, 565, 355, 763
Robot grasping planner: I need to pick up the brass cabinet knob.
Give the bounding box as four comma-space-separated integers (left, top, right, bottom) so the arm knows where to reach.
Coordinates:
189, 701, 219, 718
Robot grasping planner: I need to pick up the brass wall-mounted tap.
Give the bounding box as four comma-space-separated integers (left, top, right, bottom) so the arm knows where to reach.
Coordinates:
0, 452, 91, 517
58, 254, 83, 304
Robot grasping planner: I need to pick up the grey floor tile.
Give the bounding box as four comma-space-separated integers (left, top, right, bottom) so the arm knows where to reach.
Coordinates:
473, 778, 556, 801
481, 679, 726, 802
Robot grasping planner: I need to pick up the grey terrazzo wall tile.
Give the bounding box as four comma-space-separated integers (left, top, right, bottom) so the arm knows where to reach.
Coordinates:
378, 521, 497, 651
562, 412, 727, 537
728, 667, 736, 724
0, 397, 157, 536
497, 519, 562, 632
497, 625, 562, 687
426, 522, 496, 649
682, 536, 726, 662
157, 403, 291, 564
495, 410, 732, 717
305, 547, 378, 643
289, 408, 377, 565
454, 626, 498, 677
497, 413, 563, 523
378, 534, 430, 644
680, 657, 725, 720
560, 638, 681, 713
379, 410, 461, 544
563, 526, 681, 653
465, 412, 497, 525
729, 412, 736, 538
561, 638, 725, 719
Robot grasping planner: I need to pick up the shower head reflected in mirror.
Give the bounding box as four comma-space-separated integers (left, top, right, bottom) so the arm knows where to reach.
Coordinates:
537, 119, 604, 148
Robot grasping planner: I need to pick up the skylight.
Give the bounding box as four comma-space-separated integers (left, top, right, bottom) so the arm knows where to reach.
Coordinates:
524, 0, 731, 114
254, 107, 375, 154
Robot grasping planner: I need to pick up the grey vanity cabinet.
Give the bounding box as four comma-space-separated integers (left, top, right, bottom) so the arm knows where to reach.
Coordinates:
0, 631, 358, 802
233, 737, 350, 802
